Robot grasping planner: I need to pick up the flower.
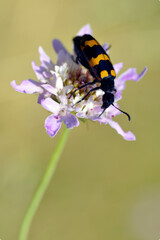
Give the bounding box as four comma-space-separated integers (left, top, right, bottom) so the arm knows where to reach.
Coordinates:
11, 24, 147, 140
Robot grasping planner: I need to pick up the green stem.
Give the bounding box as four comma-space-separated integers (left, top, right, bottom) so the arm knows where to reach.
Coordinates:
18, 128, 69, 240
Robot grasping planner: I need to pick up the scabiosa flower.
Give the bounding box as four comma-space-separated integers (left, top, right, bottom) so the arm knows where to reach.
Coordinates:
11, 24, 147, 140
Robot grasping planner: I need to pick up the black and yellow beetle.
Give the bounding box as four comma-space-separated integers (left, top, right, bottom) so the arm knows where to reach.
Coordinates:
70, 34, 130, 120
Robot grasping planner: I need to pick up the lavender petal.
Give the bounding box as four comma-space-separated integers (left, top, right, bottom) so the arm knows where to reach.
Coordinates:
114, 62, 123, 75
76, 24, 92, 36
41, 84, 57, 95
62, 113, 79, 129
41, 98, 60, 115
11, 79, 42, 94
107, 119, 136, 141
102, 43, 110, 54
52, 39, 70, 55
115, 67, 147, 91
32, 61, 46, 82
39, 46, 54, 70
45, 114, 62, 137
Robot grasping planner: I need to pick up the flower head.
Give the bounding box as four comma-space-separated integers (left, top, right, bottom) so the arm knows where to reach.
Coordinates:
11, 24, 147, 140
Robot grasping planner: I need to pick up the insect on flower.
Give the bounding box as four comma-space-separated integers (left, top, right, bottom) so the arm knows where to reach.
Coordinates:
11, 24, 147, 140
70, 34, 131, 120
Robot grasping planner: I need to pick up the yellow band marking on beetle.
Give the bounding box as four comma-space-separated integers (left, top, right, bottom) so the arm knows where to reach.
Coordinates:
89, 54, 110, 67
110, 69, 116, 77
100, 70, 109, 78
84, 39, 99, 48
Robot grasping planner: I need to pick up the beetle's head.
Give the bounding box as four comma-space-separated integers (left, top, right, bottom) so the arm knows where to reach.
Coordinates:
102, 92, 114, 109
99, 92, 131, 121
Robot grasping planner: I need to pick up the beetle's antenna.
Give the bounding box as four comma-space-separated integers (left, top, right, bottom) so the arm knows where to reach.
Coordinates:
98, 104, 131, 120
98, 108, 106, 118
112, 103, 131, 121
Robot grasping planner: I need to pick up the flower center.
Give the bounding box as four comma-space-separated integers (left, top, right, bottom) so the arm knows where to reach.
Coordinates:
65, 67, 100, 101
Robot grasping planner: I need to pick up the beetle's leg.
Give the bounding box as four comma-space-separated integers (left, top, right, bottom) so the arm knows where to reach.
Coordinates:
71, 55, 79, 64
75, 86, 100, 104
69, 80, 98, 99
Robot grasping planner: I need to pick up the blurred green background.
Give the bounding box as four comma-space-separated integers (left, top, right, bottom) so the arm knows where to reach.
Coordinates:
1, 0, 160, 239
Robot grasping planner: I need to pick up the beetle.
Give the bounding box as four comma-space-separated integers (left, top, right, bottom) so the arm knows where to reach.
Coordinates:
70, 34, 130, 120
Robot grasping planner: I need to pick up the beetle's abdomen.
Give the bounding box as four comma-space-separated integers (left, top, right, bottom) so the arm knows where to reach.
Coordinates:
81, 37, 116, 80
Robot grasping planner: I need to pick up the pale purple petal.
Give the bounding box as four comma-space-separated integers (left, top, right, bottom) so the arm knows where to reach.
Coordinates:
114, 62, 123, 75
32, 61, 45, 74
39, 46, 54, 70
32, 65, 53, 80
59, 95, 68, 105
102, 43, 109, 54
41, 84, 57, 95
138, 67, 148, 79
57, 50, 72, 65
114, 90, 122, 102
107, 119, 136, 141
62, 113, 79, 129
41, 98, 60, 115
49, 73, 57, 88
38, 93, 46, 104
97, 105, 121, 124
11, 80, 42, 94
76, 24, 92, 36
115, 67, 147, 91
32, 61, 46, 82
52, 39, 70, 55
76, 112, 86, 118
106, 104, 121, 118
45, 114, 62, 137
42, 71, 53, 79
57, 50, 66, 65
62, 85, 73, 95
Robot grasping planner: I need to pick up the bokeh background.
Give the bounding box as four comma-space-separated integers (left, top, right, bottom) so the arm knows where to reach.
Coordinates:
1, 0, 160, 239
